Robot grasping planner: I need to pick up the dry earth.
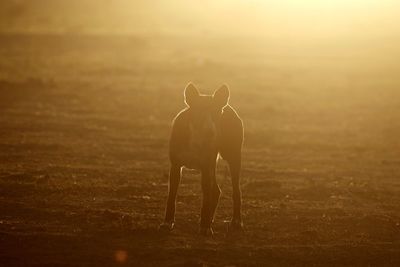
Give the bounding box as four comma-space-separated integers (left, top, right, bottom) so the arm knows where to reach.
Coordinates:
0, 34, 400, 266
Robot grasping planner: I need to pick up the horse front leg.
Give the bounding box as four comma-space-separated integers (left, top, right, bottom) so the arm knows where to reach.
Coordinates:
199, 166, 216, 236
160, 164, 182, 232
209, 167, 221, 228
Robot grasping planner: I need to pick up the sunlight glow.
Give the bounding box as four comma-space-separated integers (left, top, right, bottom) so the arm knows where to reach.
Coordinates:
115, 250, 128, 264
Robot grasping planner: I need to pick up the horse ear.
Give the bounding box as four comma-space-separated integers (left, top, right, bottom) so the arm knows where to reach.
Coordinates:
184, 83, 200, 106
213, 84, 230, 108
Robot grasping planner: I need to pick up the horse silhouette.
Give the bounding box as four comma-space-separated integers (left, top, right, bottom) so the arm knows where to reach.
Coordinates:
160, 83, 244, 236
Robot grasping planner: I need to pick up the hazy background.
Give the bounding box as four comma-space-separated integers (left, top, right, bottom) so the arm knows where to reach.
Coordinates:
1, 0, 400, 38
1, 1, 400, 266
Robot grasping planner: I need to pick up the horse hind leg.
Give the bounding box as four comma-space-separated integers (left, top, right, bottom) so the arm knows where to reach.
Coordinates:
227, 154, 243, 232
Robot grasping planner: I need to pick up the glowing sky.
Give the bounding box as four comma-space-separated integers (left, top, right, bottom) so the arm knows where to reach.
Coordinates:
1, 0, 399, 39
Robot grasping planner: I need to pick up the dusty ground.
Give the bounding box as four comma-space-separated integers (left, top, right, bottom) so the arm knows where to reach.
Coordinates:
0, 34, 400, 266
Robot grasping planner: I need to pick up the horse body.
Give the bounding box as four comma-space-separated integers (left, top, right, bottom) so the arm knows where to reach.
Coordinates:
160, 83, 243, 235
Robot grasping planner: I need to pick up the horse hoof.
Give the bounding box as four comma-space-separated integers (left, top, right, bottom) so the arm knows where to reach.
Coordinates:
159, 221, 174, 232
199, 227, 214, 237
225, 220, 244, 234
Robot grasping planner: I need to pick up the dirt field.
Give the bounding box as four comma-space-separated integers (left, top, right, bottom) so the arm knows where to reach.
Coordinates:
0, 33, 400, 266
